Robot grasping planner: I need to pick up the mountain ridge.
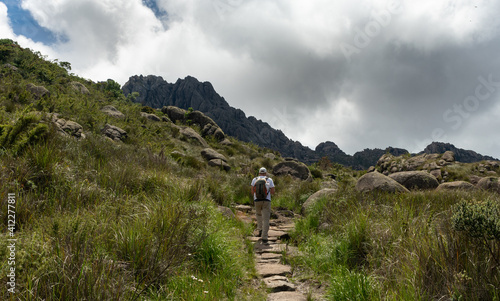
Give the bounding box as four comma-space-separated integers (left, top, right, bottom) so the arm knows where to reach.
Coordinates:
122, 74, 498, 168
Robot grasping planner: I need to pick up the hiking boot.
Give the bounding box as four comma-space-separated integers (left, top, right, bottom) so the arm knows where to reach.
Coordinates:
261, 239, 268, 244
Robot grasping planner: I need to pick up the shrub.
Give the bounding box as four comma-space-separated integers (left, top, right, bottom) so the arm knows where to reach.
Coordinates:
452, 199, 500, 240
310, 167, 323, 179
140, 105, 155, 114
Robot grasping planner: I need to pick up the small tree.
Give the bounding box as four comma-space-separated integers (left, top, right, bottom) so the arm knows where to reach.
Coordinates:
318, 156, 333, 170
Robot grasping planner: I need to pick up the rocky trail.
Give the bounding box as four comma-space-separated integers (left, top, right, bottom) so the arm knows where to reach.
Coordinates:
234, 205, 325, 301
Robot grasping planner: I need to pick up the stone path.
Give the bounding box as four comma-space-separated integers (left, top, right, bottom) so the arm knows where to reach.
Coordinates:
236, 205, 309, 301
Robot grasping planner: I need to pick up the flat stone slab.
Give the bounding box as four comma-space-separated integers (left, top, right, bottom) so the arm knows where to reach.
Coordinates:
256, 263, 291, 277
267, 291, 307, 301
258, 253, 282, 260
256, 251, 282, 264
255, 243, 287, 254
248, 236, 278, 243
276, 224, 295, 231
263, 275, 296, 292
234, 205, 252, 212
268, 230, 287, 238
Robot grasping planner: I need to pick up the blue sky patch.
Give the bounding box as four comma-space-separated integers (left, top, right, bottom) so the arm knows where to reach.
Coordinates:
142, 0, 169, 28
2, 0, 60, 44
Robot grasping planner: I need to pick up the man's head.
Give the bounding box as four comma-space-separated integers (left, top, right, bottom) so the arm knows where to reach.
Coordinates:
259, 167, 267, 175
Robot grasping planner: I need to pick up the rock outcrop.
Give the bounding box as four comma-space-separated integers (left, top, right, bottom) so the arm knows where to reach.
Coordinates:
178, 126, 208, 147
201, 148, 227, 162
422, 142, 497, 163
140, 112, 161, 122
70, 81, 90, 95
52, 115, 85, 139
101, 124, 127, 141
201, 148, 231, 171
101, 105, 125, 118
26, 83, 50, 99
162, 106, 225, 141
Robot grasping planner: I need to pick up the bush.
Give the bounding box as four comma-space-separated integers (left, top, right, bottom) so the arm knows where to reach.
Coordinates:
310, 167, 323, 179
452, 200, 500, 240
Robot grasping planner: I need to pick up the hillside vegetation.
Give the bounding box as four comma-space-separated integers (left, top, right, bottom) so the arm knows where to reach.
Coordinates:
1, 40, 499, 300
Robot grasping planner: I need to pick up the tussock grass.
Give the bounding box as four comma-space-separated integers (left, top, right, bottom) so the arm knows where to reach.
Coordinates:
288, 182, 500, 300
0, 39, 264, 300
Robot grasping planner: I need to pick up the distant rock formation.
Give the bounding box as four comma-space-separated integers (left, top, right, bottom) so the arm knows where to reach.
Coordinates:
122, 75, 497, 169
421, 142, 497, 163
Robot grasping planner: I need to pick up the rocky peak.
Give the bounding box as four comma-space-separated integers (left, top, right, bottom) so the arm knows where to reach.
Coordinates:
421, 142, 497, 163
315, 141, 345, 156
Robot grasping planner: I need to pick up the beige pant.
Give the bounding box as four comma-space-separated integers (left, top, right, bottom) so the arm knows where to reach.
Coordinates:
255, 201, 271, 240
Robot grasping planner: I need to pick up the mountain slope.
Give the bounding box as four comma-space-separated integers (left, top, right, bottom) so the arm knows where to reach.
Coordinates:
123, 74, 320, 162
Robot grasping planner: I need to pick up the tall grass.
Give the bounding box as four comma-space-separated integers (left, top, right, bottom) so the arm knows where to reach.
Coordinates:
288, 182, 500, 300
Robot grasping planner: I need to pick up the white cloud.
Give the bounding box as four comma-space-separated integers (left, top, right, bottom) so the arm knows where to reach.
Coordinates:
0, 3, 15, 38
3, 0, 500, 158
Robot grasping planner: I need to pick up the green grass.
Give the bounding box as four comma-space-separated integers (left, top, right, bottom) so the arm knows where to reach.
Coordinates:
287, 183, 500, 300
0, 39, 268, 300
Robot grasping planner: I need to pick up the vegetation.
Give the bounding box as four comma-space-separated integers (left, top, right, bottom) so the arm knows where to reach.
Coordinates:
0, 39, 499, 300
288, 184, 500, 300
0, 39, 266, 300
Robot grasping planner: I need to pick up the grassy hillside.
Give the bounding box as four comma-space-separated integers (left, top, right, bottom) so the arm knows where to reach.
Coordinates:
0, 39, 284, 300
1, 39, 499, 300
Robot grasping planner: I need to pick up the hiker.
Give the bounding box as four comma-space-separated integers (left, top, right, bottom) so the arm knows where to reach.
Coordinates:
251, 167, 275, 243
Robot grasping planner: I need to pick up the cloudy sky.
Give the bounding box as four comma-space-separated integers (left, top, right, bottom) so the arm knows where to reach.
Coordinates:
2, 0, 500, 158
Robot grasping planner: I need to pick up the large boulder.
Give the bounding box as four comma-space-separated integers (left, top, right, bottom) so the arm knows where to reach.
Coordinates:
272, 161, 312, 181
301, 188, 337, 215
388, 171, 439, 190
101, 105, 125, 118
476, 177, 500, 193
201, 148, 227, 162
26, 83, 50, 99
70, 81, 90, 95
442, 151, 455, 163
436, 181, 477, 191
355, 171, 409, 193
178, 126, 208, 147
201, 148, 230, 171
140, 112, 161, 122
208, 159, 231, 171
101, 124, 127, 141
162, 106, 185, 122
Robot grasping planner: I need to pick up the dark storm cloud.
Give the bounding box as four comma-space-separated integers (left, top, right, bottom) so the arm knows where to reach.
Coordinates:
5, 0, 500, 157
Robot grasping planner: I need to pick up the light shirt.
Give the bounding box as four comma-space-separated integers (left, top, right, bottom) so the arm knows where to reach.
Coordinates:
251, 176, 275, 201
